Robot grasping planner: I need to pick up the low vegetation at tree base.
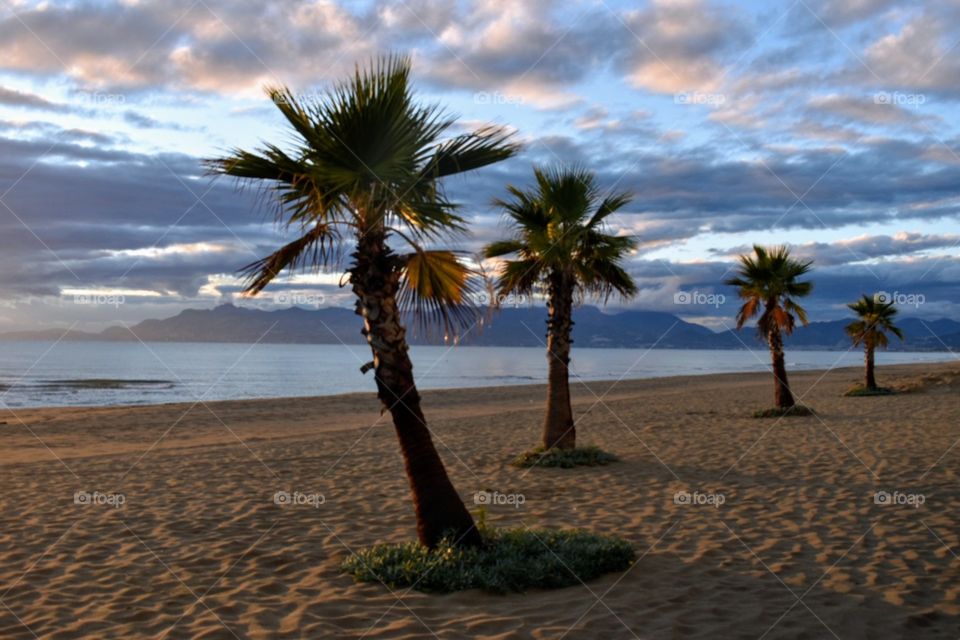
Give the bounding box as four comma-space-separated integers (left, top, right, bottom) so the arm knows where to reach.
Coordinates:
752, 405, 817, 418
342, 524, 635, 593
512, 445, 619, 468
843, 385, 896, 397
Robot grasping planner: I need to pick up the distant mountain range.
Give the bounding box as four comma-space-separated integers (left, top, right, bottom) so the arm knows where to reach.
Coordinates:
2, 304, 959, 351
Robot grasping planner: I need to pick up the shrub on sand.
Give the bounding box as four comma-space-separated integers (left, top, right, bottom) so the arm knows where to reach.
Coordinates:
512, 445, 619, 469
752, 405, 816, 418
342, 519, 635, 593
843, 385, 895, 397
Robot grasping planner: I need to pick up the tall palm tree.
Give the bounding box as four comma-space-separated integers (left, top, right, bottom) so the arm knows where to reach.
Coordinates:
725, 245, 813, 410
208, 56, 518, 548
483, 167, 637, 450
846, 295, 904, 390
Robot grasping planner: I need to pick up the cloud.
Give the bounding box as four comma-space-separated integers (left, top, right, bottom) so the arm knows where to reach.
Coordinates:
122, 110, 197, 131
0, 1, 368, 95
417, 0, 612, 108
715, 232, 960, 266
0, 0, 959, 330
0, 125, 280, 300
860, 11, 960, 99
807, 93, 936, 128
569, 106, 657, 138
3, 107, 960, 318
629, 247, 960, 324
0, 86, 71, 112
460, 119, 960, 239
617, 0, 752, 94
0, 120, 119, 146
789, 0, 902, 30
0, 0, 613, 109
790, 119, 865, 144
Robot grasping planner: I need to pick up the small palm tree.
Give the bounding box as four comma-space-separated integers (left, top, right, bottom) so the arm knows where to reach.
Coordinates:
208, 56, 518, 548
846, 295, 904, 390
725, 245, 813, 409
484, 166, 637, 450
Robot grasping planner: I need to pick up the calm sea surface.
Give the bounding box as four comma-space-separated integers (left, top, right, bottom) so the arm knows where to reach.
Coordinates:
0, 341, 953, 409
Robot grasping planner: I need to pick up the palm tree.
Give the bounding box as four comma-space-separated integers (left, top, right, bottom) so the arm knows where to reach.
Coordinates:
725, 245, 813, 410
208, 56, 518, 548
846, 295, 904, 390
483, 166, 637, 450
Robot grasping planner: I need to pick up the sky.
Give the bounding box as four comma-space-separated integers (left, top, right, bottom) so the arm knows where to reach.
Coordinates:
0, 0, 958, 333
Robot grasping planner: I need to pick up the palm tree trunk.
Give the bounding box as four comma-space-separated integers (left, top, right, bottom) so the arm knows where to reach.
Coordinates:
350, 230, 480, 548
768, 328, 795, 409
865, 344, 877, 390
543, 272, 575, 450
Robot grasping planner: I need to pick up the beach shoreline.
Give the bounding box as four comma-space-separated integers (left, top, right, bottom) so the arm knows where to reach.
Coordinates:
1, 360, 958, 638
1, 360, 955, 465
2, 342, 956, 410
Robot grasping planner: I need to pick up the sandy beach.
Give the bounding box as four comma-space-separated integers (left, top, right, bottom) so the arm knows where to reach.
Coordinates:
1, 361, 959, 639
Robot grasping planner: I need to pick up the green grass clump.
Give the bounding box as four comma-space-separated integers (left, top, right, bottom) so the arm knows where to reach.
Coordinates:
843, 385, 895, 397
752, 405, 816, 418
512, 445, 618, 468
341, 525, 635, 593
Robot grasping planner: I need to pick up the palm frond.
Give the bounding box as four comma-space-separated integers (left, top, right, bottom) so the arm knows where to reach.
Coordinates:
494, 190, 551, 235
735, 297, 760, 329
496, 258, 546, 298
579, 261, 638, 301
483, 240, 526, 259
726, 245, 813, 336
425, 126, 520, 178
845, 294, 905, 349
264, 86, 320, 149
483, 164, 638, 309
209, 54, 517, 337
784, 299, 809, 326
587, 191, 633, 228
240, 223, 341, 295
398, 249, 480, 337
